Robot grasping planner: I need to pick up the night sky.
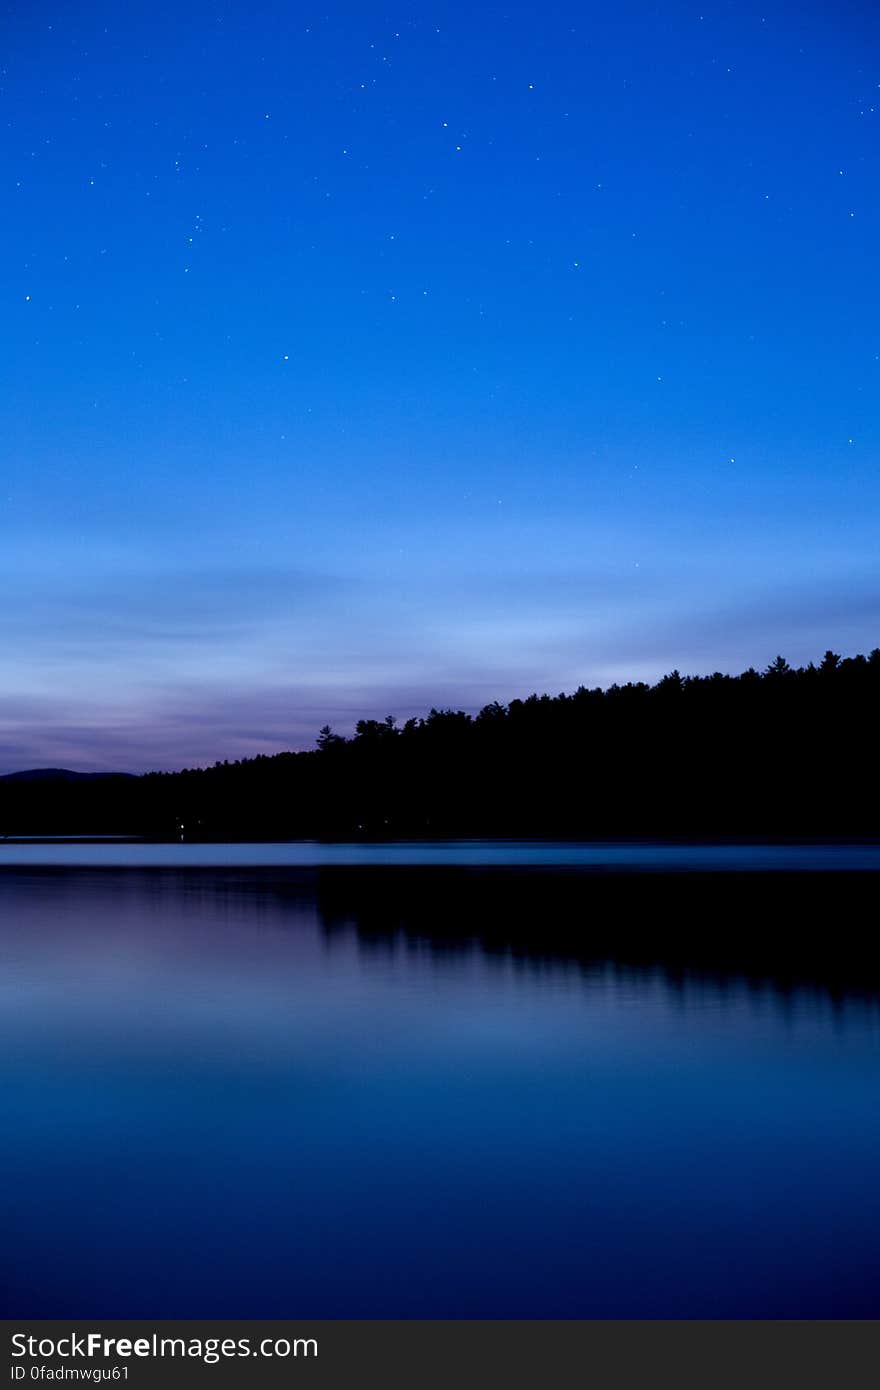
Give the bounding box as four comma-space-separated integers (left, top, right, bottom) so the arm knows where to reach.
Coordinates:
2, 2, 879, 771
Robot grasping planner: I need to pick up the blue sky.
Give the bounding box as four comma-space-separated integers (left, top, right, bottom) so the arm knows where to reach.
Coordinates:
2, 0, 878, 770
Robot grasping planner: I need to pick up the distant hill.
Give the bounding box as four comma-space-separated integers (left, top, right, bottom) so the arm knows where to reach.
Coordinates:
0, 768, 134, 783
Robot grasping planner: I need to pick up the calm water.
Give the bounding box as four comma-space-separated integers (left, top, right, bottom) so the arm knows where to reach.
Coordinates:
3, 838, 880, 869
1, 846, 879, 1317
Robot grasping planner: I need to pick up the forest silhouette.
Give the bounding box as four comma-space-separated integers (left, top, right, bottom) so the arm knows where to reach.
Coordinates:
2, 646, 879, 838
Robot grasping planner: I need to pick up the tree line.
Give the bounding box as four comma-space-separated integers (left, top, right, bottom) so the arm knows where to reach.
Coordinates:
3, 647, 879, 838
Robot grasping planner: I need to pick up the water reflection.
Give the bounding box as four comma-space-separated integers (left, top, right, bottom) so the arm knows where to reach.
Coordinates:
314, 866, 880, 1006
1, 865, 879, 1317
8, 863, 878, 1009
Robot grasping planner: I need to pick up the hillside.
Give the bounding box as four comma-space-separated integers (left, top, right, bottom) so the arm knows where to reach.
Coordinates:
1, 648, 878, 839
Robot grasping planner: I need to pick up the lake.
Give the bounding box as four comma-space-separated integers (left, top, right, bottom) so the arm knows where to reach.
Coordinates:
1, 843, 879, 1316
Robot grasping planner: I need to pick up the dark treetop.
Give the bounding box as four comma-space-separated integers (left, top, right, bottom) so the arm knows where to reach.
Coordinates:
2, 647, 878, 839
